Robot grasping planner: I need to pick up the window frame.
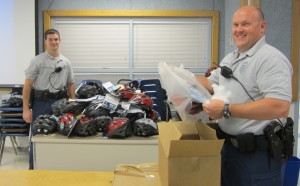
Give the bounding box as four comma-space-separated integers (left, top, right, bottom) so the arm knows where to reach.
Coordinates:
44, 10, 219, 83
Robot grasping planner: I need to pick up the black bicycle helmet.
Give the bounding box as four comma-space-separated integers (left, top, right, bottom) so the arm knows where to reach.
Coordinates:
133, 118, 158, 137
76, 84, 98, 99
74, 117, 96, 136
32, 114, 58, 135
93, 115, 112, 132
64, 101, 88, 116
124, 107, 145, 122
85, 100, 110, 118
77, 81, 107, 98
9, 95, 23, 107
51, 98, 68, 116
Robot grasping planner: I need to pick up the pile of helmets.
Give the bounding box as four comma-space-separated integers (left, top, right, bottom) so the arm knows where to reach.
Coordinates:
33, 80, 160, 138
9, 95, 23, 107
5, 93, 23, 107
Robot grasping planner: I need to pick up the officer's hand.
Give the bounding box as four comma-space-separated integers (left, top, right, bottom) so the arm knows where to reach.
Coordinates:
23, 109, 32, 123
202, 99, 224, 119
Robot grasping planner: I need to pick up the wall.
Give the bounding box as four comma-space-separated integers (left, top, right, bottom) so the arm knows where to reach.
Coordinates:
37, 0, 225, 59
261, 0, 292, 59
224, 0, 240, 55
0, 0, 35, 85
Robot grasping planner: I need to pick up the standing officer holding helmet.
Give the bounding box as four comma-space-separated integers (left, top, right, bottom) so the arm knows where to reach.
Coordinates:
22, 28, 76, 169
195, 6, 292, 186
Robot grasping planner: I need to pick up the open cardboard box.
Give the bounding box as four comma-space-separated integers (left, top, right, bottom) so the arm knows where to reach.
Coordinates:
158, 120, 224, 186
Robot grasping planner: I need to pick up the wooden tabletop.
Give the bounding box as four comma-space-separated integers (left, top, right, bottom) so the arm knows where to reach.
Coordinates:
0, 170, 114, 186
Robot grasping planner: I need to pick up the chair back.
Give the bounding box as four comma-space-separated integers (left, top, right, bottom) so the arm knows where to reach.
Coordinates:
139, 79, 169, 121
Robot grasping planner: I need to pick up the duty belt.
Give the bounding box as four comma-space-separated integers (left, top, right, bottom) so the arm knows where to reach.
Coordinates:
33, 89, 67, 101
216, 125, 268, 153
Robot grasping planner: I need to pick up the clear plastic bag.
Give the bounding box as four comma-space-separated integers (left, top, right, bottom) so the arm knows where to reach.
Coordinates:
158, 63, 211, 123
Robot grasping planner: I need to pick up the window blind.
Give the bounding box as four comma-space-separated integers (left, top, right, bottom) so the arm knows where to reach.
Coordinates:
52, 17, 213, 84
56, 22, 129, 68
133, 21, 210, 68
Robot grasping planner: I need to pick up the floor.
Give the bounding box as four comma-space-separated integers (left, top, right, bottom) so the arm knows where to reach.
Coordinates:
0, 147, 29, 170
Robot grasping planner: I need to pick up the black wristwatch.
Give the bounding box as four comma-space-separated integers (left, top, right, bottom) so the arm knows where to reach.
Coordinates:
222, 103, 230, 119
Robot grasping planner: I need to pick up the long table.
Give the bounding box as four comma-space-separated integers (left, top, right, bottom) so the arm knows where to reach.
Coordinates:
0, 170, 113, 186
32, 133, 158, 171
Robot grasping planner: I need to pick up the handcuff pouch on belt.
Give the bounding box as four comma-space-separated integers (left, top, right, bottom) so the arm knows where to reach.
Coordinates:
227, 133, 259, 153
216, 126, 262, 153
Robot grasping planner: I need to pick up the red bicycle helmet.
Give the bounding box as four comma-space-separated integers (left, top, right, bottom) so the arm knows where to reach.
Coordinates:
106, 117, 131, 138
58, 113, 75, 136
205, 67, 217, 77
129, 93, 153, 109
148, 109, 161, 123
111, 84, 135, 100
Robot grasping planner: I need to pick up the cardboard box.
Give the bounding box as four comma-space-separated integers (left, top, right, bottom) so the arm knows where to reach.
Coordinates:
112, 163, 161, 186
158, 121, 224, 186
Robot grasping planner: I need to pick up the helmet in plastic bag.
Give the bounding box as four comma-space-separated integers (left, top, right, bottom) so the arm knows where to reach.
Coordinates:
9, 95, 23, 107
74, 116, 96, 136
133, 118, 158, 137
205, 67, 217, 77
87, 81, 108, 96
76, 81, 107, 98
129, 93, 153, 109
106, 117, 131, 138
128, 80, 140, 90
51, 98, 68, 116
124, 107, 145, 120
77, 84, 98, 98
87, 107, 110, 118
148, 109, 161, 123
85, 100, 110, 118
58, 113, 75, 136
32, 114, 58, 134
94, 115, 112, 132
64, 101, 88, 116
111, 84, 135, 100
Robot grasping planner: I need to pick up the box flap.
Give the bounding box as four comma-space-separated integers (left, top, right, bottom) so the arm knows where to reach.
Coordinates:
173, 122, 200, 140
195, 121, 218, 140
169, 140, 224, 157
158, 122, 182, 157
170, 120, 218, 140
